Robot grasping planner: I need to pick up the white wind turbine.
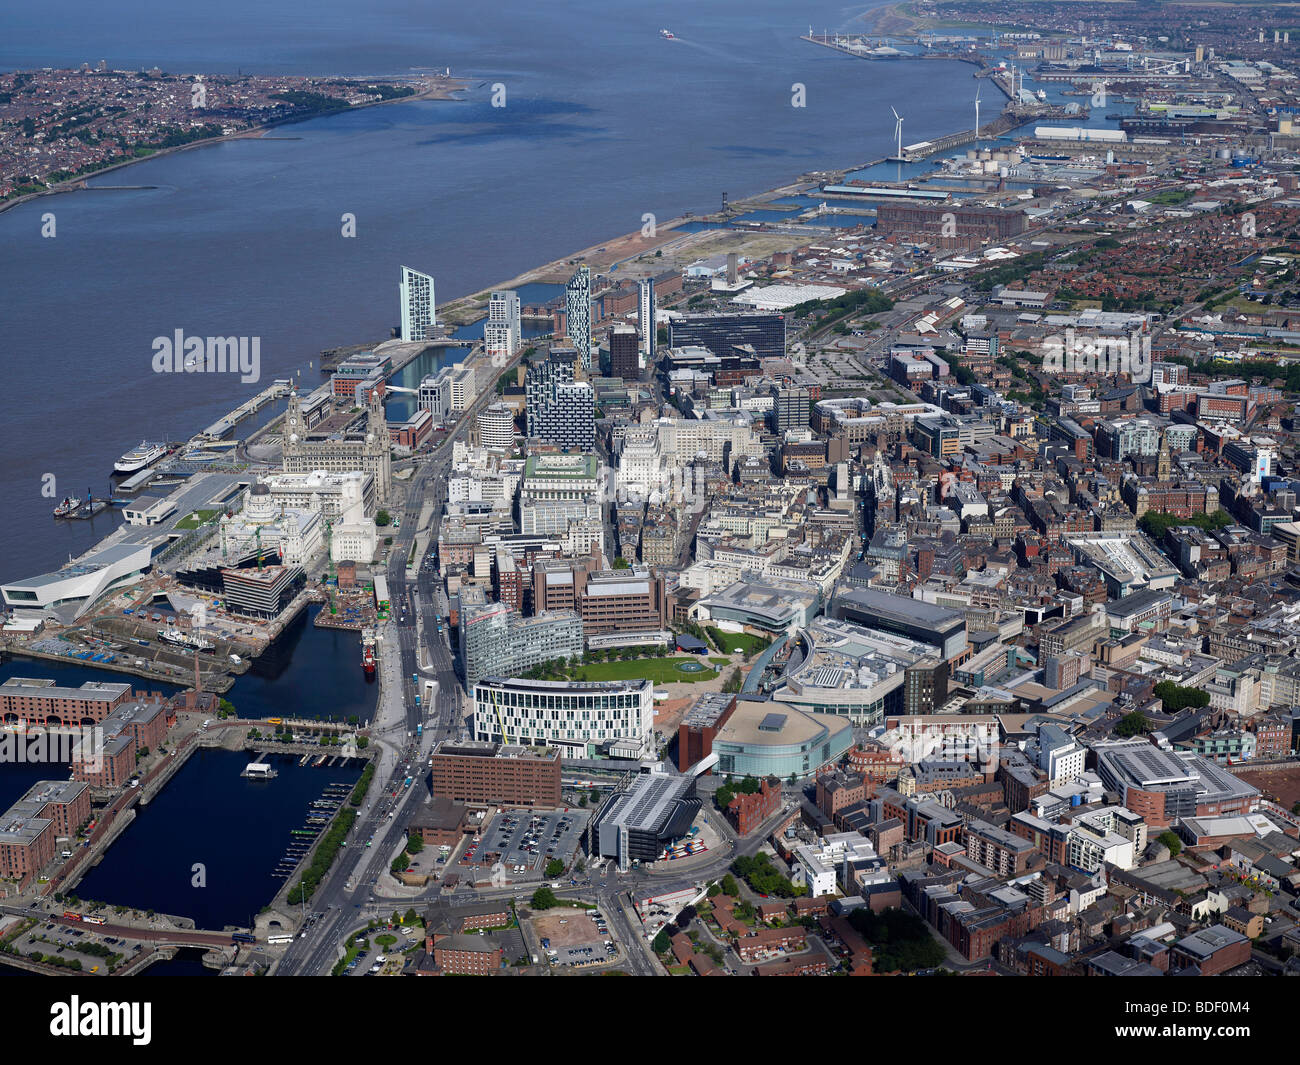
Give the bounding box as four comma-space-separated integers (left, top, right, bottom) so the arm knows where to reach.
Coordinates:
892, 106, 904, 160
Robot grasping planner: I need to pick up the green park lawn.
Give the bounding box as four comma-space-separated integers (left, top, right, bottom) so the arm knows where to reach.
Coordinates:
568, 657, 719, 684
706, 628, 771, 658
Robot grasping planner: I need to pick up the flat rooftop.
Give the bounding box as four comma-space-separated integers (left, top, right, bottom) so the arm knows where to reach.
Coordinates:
716, 698, 849, 748
834, 587, 965, 633
0, 678, 131, 702
434, 740, 557, 761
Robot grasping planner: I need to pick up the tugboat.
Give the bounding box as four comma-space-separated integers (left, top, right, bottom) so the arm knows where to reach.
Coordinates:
52, 496, 82, 518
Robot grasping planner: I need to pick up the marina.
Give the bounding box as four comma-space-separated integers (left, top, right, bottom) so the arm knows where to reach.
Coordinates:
73, 749, 361, 931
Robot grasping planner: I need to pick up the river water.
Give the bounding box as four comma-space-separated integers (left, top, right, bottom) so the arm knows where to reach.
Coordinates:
1, 0, 987, 580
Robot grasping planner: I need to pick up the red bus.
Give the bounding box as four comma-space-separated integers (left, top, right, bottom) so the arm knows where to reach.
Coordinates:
62, 911, 82, 922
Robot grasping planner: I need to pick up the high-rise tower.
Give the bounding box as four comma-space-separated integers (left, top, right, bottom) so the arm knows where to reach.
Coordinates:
565, 266, 593, 372
399, 265, 436, 342
638, 278, 656, 366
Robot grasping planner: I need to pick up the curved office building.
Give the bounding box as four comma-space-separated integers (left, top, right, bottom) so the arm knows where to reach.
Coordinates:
712, 697, 853, 780
471, 675, 654, 759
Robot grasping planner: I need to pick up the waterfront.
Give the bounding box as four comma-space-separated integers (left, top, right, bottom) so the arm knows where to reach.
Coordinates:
73, 748, 361, 932
0, 601, 374, 725
226, 604, 378, 726
0, 0, 984, 582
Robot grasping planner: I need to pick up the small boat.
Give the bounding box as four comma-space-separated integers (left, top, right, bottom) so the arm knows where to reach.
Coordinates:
52, 497, 82, 518
660, 29, 674, 39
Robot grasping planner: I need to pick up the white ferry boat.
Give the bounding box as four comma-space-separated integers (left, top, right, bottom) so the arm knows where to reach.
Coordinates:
113, 441, 168, 474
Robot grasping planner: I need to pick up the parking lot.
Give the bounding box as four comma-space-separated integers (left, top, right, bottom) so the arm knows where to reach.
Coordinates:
1, 917, 147, 975
531, 909, 618, 968
467, 809, 589, 874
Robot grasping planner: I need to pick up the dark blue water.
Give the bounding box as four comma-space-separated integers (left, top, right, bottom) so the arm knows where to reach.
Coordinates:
223, 604, 377, 725
0, 603, 375, 733
75, 748, 360, 930
0, 0, 991, 582
0, 761, 72, 814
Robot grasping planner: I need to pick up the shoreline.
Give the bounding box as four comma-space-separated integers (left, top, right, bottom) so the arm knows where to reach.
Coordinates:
0, 76, 473, 218
1, 47, 1004, 680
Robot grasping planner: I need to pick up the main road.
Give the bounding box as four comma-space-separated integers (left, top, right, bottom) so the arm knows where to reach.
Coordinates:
275, 352, 523, 974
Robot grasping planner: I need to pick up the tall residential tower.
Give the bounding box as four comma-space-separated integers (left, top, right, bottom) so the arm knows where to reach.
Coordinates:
565, 265, 593, 372
484, 290, 521, 364
399, 265, 436, 342
638, 277, 656, 366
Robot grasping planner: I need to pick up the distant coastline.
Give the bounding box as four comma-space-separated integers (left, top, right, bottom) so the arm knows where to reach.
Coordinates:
0, 76, 472, 218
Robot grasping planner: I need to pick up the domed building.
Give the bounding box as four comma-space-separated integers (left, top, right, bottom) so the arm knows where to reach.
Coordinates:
218, 481, 323, 566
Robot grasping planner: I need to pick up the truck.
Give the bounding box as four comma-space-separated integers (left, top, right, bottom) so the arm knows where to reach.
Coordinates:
416, 724, 423, 737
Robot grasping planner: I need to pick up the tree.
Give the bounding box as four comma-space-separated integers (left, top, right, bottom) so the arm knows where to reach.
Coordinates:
530, 887, 558, 910
1158, 830, 1183, 858
405, 832, 424, 855
653, 929, 672, 954
1115, 711, 1151, 738
1153, 681, 1211, 713
707, 882, 721, 898
390, 853, 410, 874
403, 908, 419, 926
847, 907, 946, 973
720, 874, 740, 898
544, 858, 565, 878
375, 510, 392, 527
589, 788, 600, 804
613, 556, 631, 569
